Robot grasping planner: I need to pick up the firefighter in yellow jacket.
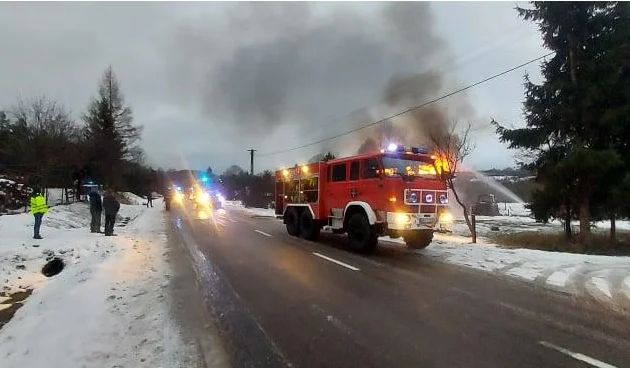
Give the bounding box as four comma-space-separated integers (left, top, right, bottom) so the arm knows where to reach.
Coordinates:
30, 186, 48, 239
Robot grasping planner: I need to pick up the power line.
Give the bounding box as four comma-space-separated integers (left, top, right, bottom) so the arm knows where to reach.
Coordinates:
259, 51, 555, 157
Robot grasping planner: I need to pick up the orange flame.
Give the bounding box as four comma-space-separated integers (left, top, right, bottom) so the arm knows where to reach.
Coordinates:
433, 155, 451, 175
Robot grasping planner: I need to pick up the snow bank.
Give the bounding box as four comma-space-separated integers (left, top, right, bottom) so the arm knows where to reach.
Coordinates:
0, 202, 142, 293
120, 192, 146, 206
422, 238, 630, 274
411, 234, 630, 303
224, 200, 277, 217
0, 202, 190, 367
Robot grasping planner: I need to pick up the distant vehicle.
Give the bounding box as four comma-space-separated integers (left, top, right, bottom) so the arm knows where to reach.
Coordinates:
472, 194, 501, 216
275, 144, 453, 252
164, 185, 185, 211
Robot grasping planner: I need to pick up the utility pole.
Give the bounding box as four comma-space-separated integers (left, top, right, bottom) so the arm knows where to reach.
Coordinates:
247, 149, 257, 175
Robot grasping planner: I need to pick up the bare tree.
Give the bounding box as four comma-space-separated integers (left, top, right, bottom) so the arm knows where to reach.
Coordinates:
9, 95, 82, 186
223, 165, 245, 176
427, 119, 475, 235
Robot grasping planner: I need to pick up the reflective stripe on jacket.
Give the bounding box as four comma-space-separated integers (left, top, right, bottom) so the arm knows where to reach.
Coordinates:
30, 194, 48, 214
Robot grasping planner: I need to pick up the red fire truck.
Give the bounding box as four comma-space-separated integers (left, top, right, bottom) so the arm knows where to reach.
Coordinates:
275, 144, 453, 253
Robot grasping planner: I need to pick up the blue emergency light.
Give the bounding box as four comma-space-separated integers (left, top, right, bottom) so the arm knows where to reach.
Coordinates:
385, 143, 428, 154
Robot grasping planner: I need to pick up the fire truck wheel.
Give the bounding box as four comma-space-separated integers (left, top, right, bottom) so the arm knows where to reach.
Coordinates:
285, 207, 300, 236
300, 210, 320, 240
404, 230, 434, 250
347, 213, 377, 253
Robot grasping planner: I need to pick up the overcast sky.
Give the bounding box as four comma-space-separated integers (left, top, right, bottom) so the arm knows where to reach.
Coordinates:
0, 2, 545, 174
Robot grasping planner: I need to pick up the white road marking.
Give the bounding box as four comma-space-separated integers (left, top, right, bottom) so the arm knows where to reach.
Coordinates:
500, 302, 625, 350
311, 304, 353, 336
215, 220, 227, 227
539, 341, 617, 368
255, 230, 272, 237
312, 252, 360, 271
227, 218, 237, 223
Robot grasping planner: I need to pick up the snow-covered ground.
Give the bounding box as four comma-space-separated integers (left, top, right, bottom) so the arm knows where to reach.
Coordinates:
0, 199, 193, 367
423, 233, 630, 306
223, 200, 277, 218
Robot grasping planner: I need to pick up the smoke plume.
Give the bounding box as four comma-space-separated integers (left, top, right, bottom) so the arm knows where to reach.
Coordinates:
165, 2, 474, 153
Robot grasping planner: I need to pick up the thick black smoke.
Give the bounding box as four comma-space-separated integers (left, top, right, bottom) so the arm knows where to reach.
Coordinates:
166, 2, 473, 150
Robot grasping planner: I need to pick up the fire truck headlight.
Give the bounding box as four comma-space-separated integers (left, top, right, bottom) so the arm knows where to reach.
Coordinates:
409, 192, 418, 203
439, 212, 454, 224
439, 194, 448, 204
200, 192, 210, 202
387, 143, 398, 152
394, 213, 412, 225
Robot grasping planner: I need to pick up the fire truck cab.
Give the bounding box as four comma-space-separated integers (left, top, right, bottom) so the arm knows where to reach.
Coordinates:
275, 144, 452, 253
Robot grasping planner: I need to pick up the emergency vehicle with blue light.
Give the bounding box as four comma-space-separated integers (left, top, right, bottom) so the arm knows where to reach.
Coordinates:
275, 144, 453, 253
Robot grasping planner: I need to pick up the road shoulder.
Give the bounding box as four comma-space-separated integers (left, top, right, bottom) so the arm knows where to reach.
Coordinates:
165, 213, 230, 368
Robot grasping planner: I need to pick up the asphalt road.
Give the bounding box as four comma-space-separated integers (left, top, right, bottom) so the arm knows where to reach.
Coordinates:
167, 202, 630, 368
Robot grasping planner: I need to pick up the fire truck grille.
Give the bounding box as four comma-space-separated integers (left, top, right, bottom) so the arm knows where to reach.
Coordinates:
420, 205, 436, 213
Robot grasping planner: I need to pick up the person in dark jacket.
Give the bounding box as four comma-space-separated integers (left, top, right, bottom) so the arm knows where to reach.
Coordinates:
88, 188, 103, 233
146, 190, 153, 208
102, 189, 120, 236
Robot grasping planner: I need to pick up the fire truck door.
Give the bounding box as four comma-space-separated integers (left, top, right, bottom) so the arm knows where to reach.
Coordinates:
358, 158, 382, 203
326, 162, 349, 210
348, 160, 361, 199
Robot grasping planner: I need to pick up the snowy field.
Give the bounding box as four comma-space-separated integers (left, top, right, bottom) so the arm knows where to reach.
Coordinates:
0, 199, 193, 367
226, 202, 630, 309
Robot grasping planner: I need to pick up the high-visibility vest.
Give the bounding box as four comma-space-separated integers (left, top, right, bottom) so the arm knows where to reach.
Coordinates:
30, 194, 48, 214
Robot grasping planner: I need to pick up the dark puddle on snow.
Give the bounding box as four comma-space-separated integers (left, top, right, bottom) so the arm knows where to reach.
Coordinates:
0, 289, 32, 330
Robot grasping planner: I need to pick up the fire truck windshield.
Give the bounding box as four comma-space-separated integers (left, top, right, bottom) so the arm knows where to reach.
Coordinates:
381, 157, 438, 178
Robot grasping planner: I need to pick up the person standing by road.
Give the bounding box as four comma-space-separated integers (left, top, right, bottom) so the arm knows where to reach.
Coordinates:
88, 188, 102, 233
102, 189, 120, 236
30, 186, 48, 239
146, 189, 153, 208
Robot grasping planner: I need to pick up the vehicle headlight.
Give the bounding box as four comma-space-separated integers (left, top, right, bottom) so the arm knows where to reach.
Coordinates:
439, 212, 454, 224
200, 192, 210, 202
173, 192, 183, 202
394, 213, 412, 225
217, 208, 226, 216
